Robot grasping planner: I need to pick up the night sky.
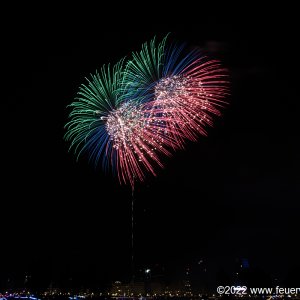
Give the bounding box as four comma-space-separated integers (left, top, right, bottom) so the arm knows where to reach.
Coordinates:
3, 7, 299, 290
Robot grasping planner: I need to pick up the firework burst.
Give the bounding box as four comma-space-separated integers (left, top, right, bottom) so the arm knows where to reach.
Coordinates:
64, 59, 181, 188
124, 36, 229, 145
65, 35, 229, 188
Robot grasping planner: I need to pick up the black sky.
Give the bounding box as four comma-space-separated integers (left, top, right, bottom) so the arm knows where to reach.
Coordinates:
2, 6, 299, 289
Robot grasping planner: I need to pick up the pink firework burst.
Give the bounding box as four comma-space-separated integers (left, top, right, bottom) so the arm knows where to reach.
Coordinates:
107, 58, 229, 188
152, 58, 229, 144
